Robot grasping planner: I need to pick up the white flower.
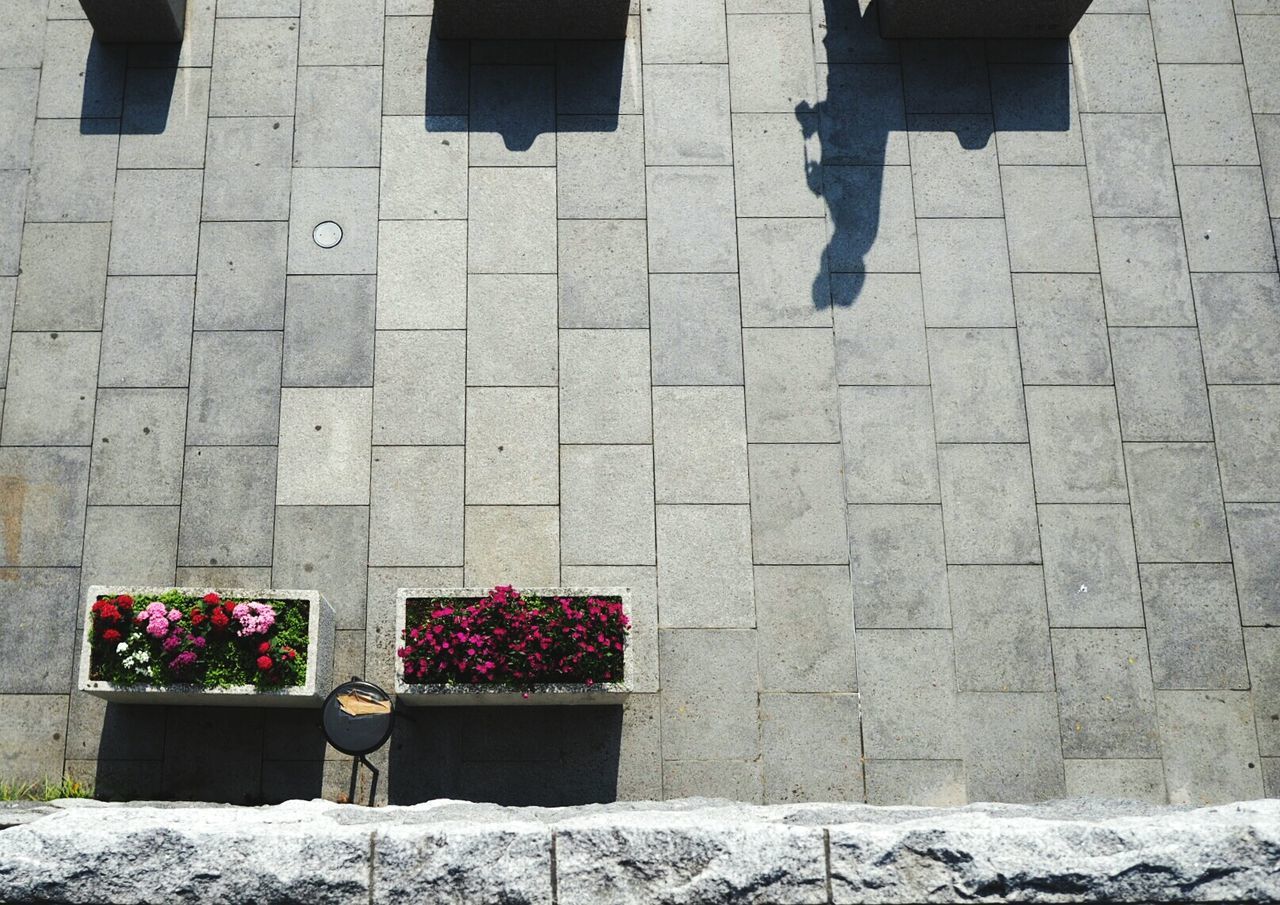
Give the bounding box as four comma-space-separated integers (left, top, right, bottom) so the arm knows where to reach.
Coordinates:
135, 651, 150, 664
116, 642, 128, 654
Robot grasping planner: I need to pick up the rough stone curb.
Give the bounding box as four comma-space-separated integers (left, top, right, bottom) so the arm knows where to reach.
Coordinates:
1, 798, 1278, 903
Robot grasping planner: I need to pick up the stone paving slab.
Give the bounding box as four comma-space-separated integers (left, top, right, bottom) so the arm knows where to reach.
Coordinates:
0, 0, 1277, 809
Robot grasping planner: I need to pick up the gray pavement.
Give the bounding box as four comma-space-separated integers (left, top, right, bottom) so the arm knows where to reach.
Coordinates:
0, 0, 1278, 807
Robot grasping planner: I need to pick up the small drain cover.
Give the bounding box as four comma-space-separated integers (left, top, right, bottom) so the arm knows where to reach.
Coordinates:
313, 221, 343, 249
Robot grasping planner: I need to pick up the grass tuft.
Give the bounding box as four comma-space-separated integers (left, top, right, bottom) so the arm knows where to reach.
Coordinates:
0, 775, 95, 801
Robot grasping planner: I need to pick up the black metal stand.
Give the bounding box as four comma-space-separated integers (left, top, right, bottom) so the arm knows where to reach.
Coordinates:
348, 754, 380, 807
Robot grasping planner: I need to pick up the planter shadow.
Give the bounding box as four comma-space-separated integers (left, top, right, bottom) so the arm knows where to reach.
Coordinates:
387, 704, 624, 806
424, 13, 635, 152
78, 38, 180, 136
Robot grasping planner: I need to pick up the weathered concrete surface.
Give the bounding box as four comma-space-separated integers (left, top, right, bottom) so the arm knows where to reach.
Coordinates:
1, 798, 1278, 904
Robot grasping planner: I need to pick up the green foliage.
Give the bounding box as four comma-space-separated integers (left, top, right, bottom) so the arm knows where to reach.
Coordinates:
0, 775, 94, 801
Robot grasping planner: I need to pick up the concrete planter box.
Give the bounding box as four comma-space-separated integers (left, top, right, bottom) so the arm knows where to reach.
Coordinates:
78, 0, 187, 43
878, 0, 1092, 38
79, 586, 335, 707
433, 0, 630, 40
395, 587, 636, 705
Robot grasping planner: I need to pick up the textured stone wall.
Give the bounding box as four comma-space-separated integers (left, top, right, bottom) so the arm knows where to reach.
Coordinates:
2, 798, 1279, 904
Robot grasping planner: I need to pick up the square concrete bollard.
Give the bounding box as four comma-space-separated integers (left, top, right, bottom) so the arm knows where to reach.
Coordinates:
433, 0, 630, 40
878, 0, 1093, 39
78, 0, 187, 43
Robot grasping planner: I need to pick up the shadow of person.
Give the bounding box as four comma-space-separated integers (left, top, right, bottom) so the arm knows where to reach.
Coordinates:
798, 0, 1071, 309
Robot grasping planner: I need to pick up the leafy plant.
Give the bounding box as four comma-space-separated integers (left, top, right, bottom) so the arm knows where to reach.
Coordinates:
399, 585, 628, 688
0, 775, 94, 801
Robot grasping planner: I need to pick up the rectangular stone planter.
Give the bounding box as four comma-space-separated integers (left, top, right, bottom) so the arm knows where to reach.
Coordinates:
395, 587, 637, 705
432, 0, 630, 40
79, 586, 335, 707
877, 0, 1092, 38
78, 0, 187, 43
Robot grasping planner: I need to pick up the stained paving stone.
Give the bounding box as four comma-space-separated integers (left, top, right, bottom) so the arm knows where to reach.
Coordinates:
82, 506, 179, 588
0, 448, 89, 568
561, 445, 655, 566
271, 505, 370, 630
1157, 690, 1264, 805
195, 222, 288, 331
186, 332, 282, 446
1052, 628, 1160, 758
1095, 218, 1195, 326
468, 167, 557, 274
1080, 113, 1178, 217
560, 329, 651, 444
1063, 759, 1167, 803
0, 0, 47, 68
467, 275, 558, 387
379, 116, 468, 220
659, 629, 758, 761
726, 13, 816, 112
760, 693, 862, 803
1071, 13, 1163, 113
1038, 505, 1143, 628
1, 332, 99, 447
840, 386, 938, 504
27, 122, 116, 223
737, 218, 831, 328
1176, 166, 1275, 273
0, 182, 21, 276
642, 64, 733, 166
0, 280, 12, 385
833, 273, 929, 385
1025, 386, 1127, 504
1226, 504, 1280, 626
36, 19, 123, 119
656, 505, 754, 628
369, 446, 464, 567
1124, 443, 1230, 563
652, 386, 749, 505
88, 389, 186, 506
558, 220, 649, 328
927, 329, 1027, 443
938, 444, 1041, 565
276, 388, 373, 506
1192, 273, 1280, 384
1238, 14, 1280, 114
373, 330, 465, 445
377, 220, 468, 330
99, 277, 194, 388
848, 505, 950, 630
857, 630, 961, 760
1110, 327, 1212, 441
0, 572, 80, 692
650, 273, 743, 385
464, 506, 560, 588
1003, 165, 1098, 272
108, 170, 202, 276
177, 446, 277, 567
949, 566, 1053, 692
743, 329, 839, 443
1014, 274, 1112, 386
465, 388, 558, 506
1209, 386, 1280, 502
558, 115, 647, 219
293, 65, 382, 168
916, 219, 1014, 328
959, 692, 1065, 803
1244, 629, 1280, 756
1161, 65, 1258, 166
864, 760, 967, 806
748, 444, 848, 566
209, 17, 299, 116
15, 222, 109, 331
1149, 0, 1240, 63
646, 167, 738, 273
642, 0, 728, 64
202, 117, 294, 221
732, 114, 823, 218
1141, 563, 1249, 690
282, 275, 375, 387
755, 565, 856, 692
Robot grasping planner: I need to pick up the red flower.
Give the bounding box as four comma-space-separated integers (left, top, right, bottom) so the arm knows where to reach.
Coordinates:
202, 592, 220, 605
258, 641, 271, 654
282, 647, 297, 661
101, 628, 121, 643
256, 655, 273, 671
210, 609, 229, 630
116, 595, 134, 609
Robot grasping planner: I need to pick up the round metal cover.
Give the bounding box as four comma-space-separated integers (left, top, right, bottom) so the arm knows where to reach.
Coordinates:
322, 679, 395, 757
313, 220, 343, 249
